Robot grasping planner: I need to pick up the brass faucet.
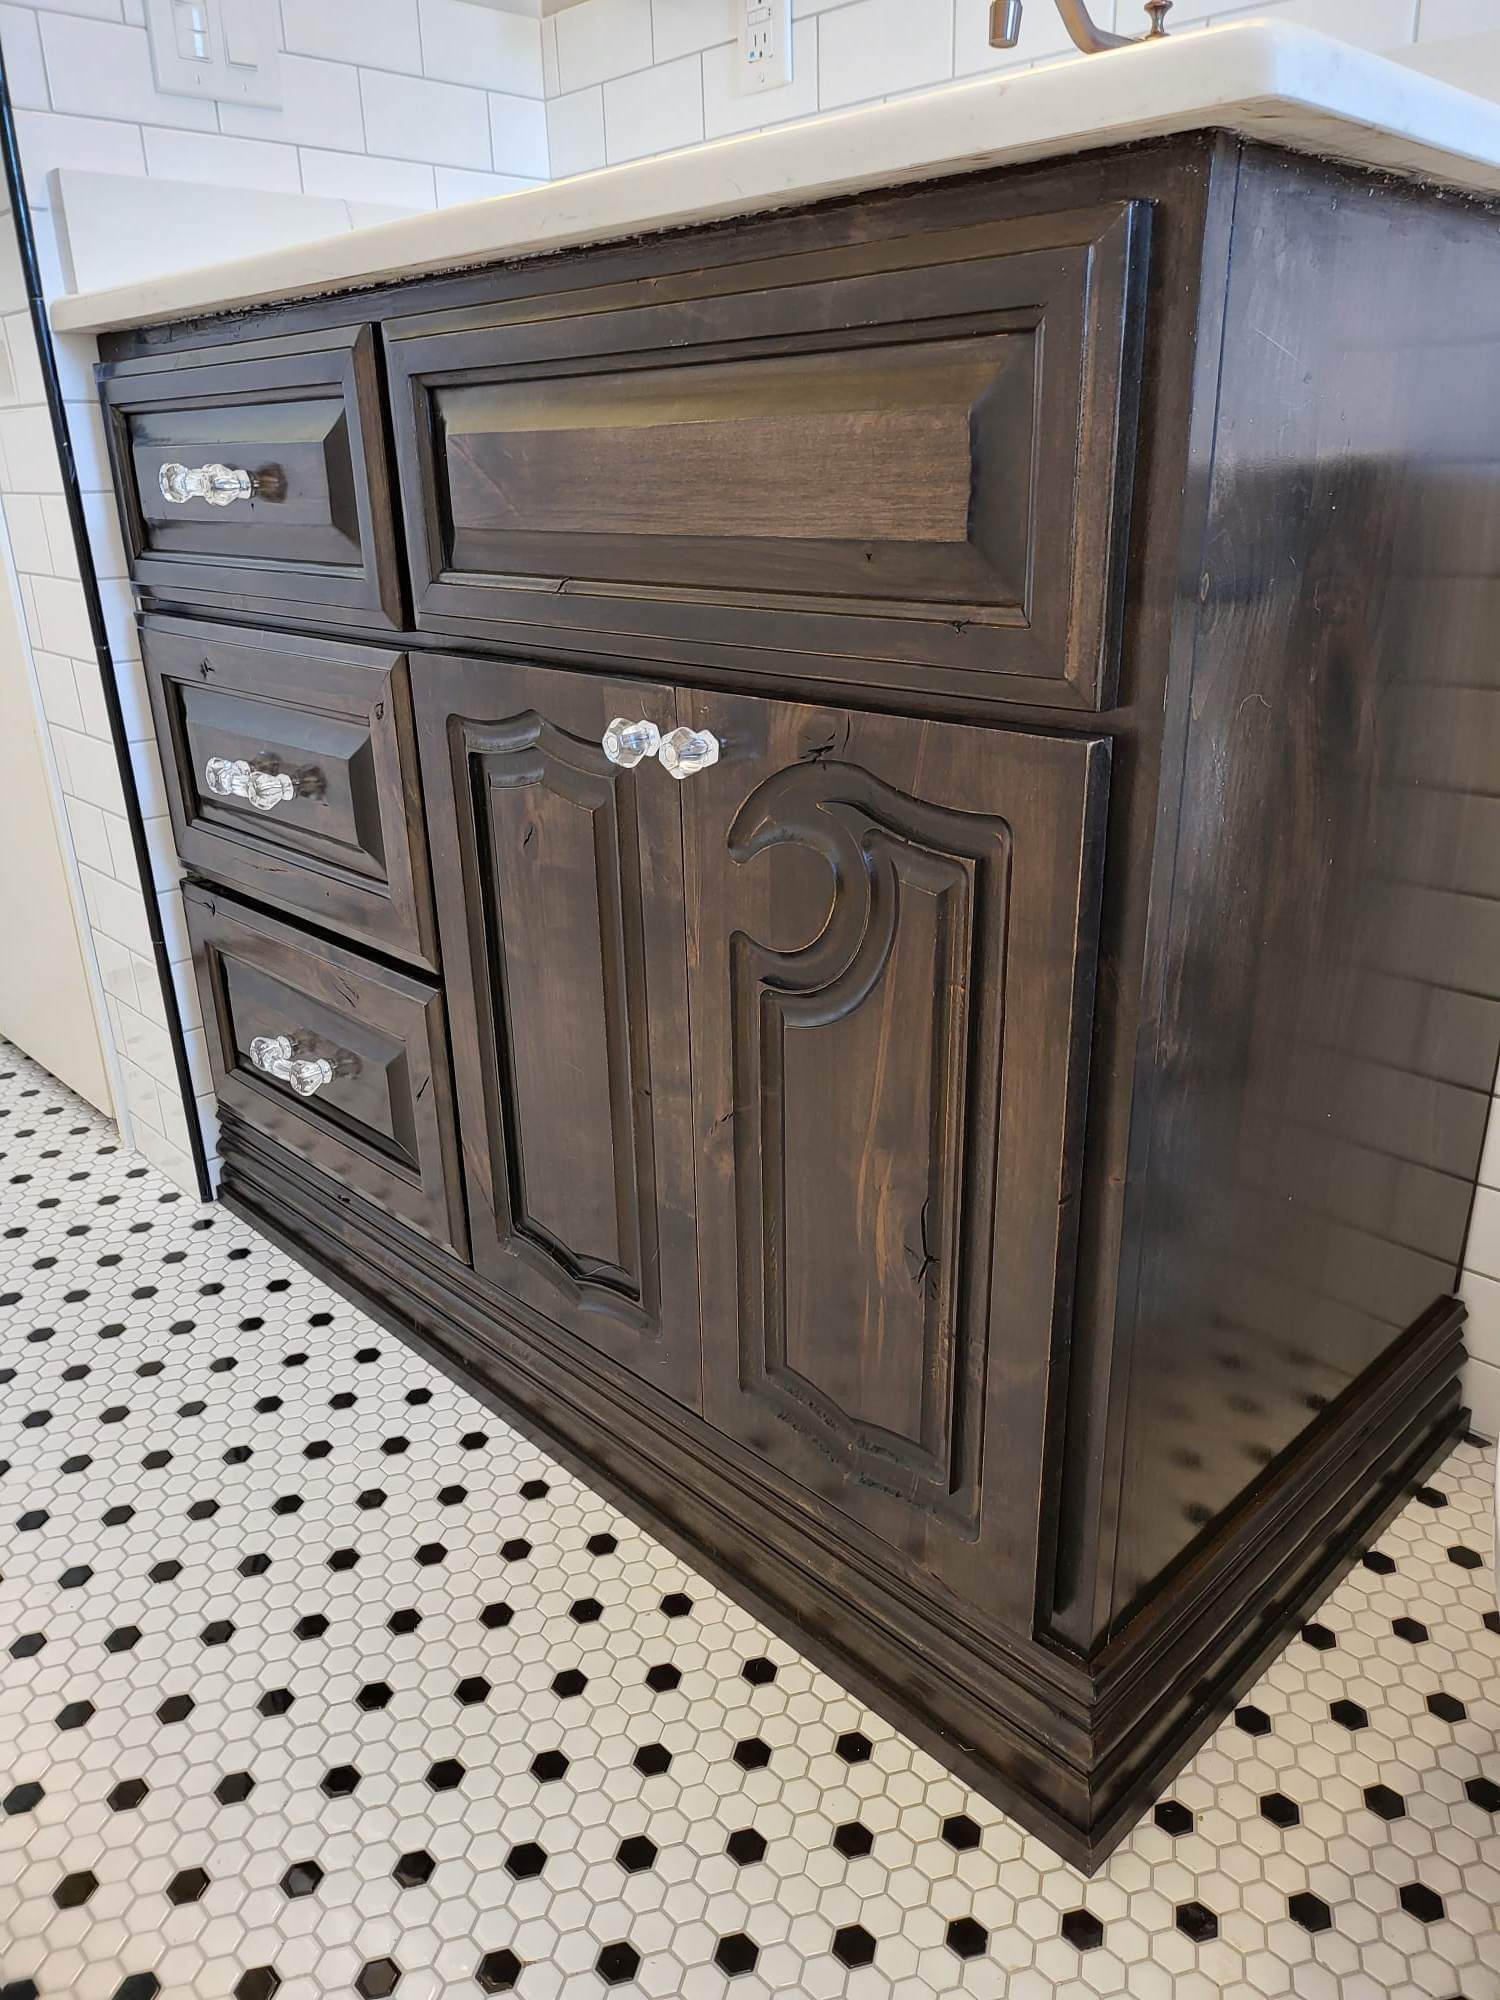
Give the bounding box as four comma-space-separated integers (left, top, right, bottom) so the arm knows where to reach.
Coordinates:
990, 0, 1172, 55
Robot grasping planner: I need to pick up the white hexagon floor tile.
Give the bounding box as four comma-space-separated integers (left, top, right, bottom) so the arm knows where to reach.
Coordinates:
0, 1037, 1496, 2000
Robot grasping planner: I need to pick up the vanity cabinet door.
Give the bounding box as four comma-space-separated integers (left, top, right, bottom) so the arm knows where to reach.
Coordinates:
414, 654, 702, 1410
681, 689, 1108, 1634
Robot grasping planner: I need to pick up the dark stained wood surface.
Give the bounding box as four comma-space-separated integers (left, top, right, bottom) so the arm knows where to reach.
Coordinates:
144, 615, 437, 967
1075, 146, 1500, 1645
95, 132, 1500, 1868
683, 686, 1108, 1636
185, 885, 466, 1255
99, 324, 404, 628
385, 201, 1148, 711
412, 652, 702, 1409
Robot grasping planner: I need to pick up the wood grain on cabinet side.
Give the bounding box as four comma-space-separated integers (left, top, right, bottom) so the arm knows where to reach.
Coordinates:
1096, 149, 1500, 1639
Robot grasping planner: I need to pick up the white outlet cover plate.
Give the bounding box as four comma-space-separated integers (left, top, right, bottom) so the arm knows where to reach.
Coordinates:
740, 0, 793, 95
145, 0, 282, 108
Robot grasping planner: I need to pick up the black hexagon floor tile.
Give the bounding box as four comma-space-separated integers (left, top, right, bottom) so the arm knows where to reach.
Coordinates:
0, 1038, 1496, 1999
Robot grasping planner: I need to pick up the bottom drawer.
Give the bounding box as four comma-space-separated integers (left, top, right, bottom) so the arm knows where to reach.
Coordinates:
185, 885, 468, 1258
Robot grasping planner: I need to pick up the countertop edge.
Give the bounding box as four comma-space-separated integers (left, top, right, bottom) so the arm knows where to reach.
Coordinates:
52, 20, 1500, 338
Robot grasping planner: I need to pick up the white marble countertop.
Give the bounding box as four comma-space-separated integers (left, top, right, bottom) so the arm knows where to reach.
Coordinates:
52, 17, 1500, 336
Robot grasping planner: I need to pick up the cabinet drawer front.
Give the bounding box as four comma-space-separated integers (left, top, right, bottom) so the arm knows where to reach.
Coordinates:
684, 691, 1108, 1637
186, 887, 466, 1257
414, 653, 701, 1409
100, 327, 402, 627
388, 202, 1146, 711
145, 618, 436, 967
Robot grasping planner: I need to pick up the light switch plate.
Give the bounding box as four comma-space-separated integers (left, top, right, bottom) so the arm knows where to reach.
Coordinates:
739, 0, 793, 96
145, 0, 282, 108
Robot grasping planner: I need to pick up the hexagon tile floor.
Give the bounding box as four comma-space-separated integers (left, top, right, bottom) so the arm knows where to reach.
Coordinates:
0, 1040, 1498, 2000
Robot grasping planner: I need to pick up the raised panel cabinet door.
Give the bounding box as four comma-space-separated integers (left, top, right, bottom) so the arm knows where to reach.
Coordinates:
413, 654, 702, 1409
682, 690, 1108, 1636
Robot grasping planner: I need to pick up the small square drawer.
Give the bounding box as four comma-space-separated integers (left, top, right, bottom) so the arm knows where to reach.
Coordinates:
145, 616, 436, 968
99, 326, 402, 628
186, 886, 467, 1259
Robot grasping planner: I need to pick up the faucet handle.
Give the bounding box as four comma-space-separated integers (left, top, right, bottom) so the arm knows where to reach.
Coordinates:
989, 0, 1022, 46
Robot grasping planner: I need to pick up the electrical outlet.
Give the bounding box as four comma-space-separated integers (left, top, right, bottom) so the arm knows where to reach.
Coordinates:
145, 0, 281, 108
738, 0, 792, 96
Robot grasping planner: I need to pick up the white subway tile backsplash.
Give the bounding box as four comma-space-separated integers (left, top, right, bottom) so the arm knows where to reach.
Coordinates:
298, 147, 436, 210
1216, 0, 1418, 51
0, 5, 50, 110
80, 860, 151, 952
40, 13, 216, 130
71, 654, 112, 740
53, 722, 125, 813
142, 128, 304, 194
25, 0, 124, 20
1462, 1265, 1500, 1366
546, 85, 607, 177
421, 0, 545, 95
5, 490, 54, 574
434, 165, 542, 205
64, 792, 114, 875
817, 0, 953, 109
554, 0, 653, 93
40, 493, 77, 577
604, 51, 702, 163
1479, 1100, 1500, 1190
80, 489, 128, 580
359, 69, 492, 170
1465, 1184, 1500, 1284
488, 91, 550, 177
221, 53, 366, 152
954, 0, 1077, 75
1463, 1352, 1499, 1441
2, 311, 45, 404
0, 403, 62, 493
28, 571, 92, 655
652, 0, 733, 63
33, 647, 85, 730
12, 109, 144, 190
703, 15, 817, 137
282, 0, 421, 73
1418, 0, 1500, 37
61, 395, 110, 492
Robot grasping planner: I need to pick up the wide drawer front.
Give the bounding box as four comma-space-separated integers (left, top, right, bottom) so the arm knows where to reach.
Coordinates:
185, 886, 467, 1258
99, 327, 402, 627
145, 617, 436, 968
387, 201, 1146, 711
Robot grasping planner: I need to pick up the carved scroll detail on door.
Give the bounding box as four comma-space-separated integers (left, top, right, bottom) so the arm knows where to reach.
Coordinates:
727, 761, 1012, 1526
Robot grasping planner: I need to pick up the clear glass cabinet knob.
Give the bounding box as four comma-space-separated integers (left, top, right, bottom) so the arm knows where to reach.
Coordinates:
248, 1034, 336, 1099
658, 727, 721, 780
158, 462, 256, 507
204, 756, 296, 813
602, 718, 662, 769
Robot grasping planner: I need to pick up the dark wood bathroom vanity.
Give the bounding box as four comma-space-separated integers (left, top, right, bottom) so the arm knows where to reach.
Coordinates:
94, 130, 1500, 1867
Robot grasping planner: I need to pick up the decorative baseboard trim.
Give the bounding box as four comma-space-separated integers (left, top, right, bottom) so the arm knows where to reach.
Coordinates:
222, 1139, 1465, 1871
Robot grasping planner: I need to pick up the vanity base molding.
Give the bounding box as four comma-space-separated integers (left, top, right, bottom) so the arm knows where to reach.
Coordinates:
222, 1123, 1465, 1871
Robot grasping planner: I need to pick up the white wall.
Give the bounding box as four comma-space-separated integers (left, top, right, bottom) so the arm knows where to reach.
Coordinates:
0, 0, 1497, 1433
540, 0, 1497, 176
0, 0, 552, 1192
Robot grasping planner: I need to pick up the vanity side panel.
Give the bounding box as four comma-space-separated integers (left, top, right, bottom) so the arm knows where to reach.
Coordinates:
1105, 149, 1500, 1631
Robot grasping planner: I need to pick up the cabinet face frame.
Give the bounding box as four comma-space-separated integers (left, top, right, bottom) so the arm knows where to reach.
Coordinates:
143, 615, 437, 968
412, 652, 704, 1411
385, 202, 1148, 712
98, 324, 404, 629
